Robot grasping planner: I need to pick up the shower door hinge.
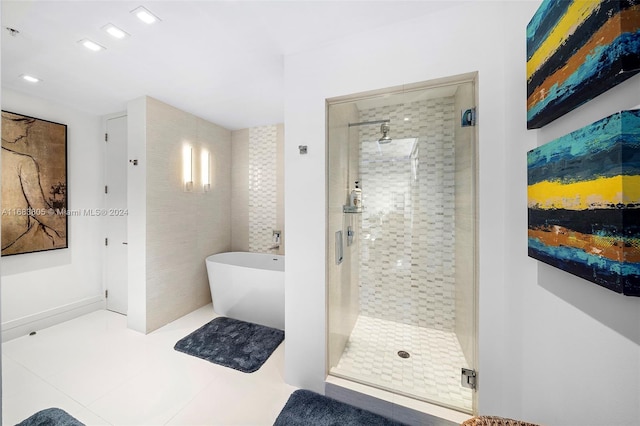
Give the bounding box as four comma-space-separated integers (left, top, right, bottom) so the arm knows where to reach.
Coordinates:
105, 185, 108, 194
105, 289, 108, 299
105, 133, 108, 142
461, 107, 476, 127
105, 237, 108, 246
461, 368, 477, 390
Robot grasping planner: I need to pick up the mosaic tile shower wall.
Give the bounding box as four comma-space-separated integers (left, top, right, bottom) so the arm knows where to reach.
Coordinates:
358, 97, 456, 330
248, 125, 277, 252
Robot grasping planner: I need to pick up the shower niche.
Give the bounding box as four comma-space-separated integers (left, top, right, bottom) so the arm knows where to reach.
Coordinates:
326, 74, 478, 414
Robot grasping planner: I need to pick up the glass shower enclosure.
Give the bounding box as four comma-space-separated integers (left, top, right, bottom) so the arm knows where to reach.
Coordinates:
326, 74, 478, 413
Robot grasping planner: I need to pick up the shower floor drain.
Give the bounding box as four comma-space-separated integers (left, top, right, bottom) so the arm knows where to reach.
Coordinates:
397, 350, 410, 359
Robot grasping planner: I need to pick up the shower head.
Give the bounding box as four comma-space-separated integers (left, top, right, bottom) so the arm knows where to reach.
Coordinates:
347, 119, 392, 143
378, 122, 392, 144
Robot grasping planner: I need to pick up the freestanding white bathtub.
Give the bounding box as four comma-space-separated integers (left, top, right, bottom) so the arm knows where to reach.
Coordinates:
205, 251, 285, 330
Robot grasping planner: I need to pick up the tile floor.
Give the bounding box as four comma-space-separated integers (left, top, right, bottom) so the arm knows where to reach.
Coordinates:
2, 304, 297, 425
330, 315, 472, 412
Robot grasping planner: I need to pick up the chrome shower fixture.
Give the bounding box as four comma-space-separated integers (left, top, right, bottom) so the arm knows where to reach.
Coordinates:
347, 119, 392, 143
348, 119, 390, 127
378, 122, 392, 144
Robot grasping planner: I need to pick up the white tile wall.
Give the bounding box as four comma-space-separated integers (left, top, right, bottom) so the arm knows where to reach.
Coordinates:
231, 129, 250, 252
357, 97, 456, 330
249, 125, 278, 252
327, 103, 361, 370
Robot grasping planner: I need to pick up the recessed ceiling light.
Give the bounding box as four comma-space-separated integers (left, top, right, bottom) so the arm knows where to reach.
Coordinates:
79, 39, 105, 52
131, 6, 160, 24
103, 23, 129, 39
21, 74, 40, 83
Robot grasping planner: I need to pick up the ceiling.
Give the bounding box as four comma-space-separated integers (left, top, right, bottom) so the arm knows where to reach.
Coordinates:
1, 1, 458, 130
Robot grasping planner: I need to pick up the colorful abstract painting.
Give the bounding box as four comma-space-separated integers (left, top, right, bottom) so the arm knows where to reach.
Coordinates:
528, 109, 640, 296
527, 0, 640, 129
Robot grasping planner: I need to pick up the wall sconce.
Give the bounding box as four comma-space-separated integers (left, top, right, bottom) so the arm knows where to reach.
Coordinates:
201, 150, 211, 192
183, 145, 193, 191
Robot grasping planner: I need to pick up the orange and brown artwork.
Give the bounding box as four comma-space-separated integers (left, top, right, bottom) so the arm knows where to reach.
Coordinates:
1, 111, 67, 256
526, 0, 640, 129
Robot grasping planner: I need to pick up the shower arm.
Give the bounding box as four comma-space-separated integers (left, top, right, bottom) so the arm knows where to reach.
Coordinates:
348, 119, 390, 127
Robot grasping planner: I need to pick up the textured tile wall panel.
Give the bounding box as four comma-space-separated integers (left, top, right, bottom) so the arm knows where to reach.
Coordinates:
357, 97, 456, 330
249, 125, 278, 252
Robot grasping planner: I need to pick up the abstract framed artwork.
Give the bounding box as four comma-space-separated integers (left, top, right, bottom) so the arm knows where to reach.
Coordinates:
1, 111, 68, 256
528, 109, 640, 296
527, 0, 640, 129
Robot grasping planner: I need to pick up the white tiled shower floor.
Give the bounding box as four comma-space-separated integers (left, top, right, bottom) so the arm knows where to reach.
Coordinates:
330, 315, 473, 412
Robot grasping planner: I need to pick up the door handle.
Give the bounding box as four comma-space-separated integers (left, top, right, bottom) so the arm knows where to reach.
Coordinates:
122, 242, 128, 245
335, 231, 343, 265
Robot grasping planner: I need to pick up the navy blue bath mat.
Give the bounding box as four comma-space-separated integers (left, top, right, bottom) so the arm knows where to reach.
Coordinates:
16, 407, 85, 426
273, 390, 406, 426
174, 316, 284, 373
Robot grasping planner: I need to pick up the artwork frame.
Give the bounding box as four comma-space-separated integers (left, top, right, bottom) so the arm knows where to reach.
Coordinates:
526, 0, 640, 129
1, 110, 68, 256
527, 109, 640, 296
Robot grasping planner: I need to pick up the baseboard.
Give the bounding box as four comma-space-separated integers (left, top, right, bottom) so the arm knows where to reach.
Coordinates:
325, 376, 471, 426
1, 295, 106, 342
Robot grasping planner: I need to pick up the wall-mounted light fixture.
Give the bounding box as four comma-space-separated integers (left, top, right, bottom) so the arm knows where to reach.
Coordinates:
201, 150, 211, 192
183, 145, 193, 191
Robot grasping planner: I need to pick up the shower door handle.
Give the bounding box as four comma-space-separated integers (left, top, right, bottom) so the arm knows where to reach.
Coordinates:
335, 230, 343, 265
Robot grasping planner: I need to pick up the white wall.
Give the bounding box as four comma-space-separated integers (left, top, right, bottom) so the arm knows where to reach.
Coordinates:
1, 89, 104, 340
503, 3, 640, 424
284, 2, 640, 425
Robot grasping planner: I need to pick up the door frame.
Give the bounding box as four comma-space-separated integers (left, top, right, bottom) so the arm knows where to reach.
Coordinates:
324, 72, 480, 415
102, 112, 128, 314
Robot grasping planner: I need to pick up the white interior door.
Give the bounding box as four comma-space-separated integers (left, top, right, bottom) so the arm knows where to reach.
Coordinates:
105, 115, 128, 315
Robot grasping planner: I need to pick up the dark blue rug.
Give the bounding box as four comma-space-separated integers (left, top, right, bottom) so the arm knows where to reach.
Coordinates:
16, 407, 85, 426
174, 316, 284, 373
274, 390, 406, 426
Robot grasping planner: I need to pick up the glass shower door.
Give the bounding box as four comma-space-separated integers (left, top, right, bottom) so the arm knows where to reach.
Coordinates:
327, 76, 477, 414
